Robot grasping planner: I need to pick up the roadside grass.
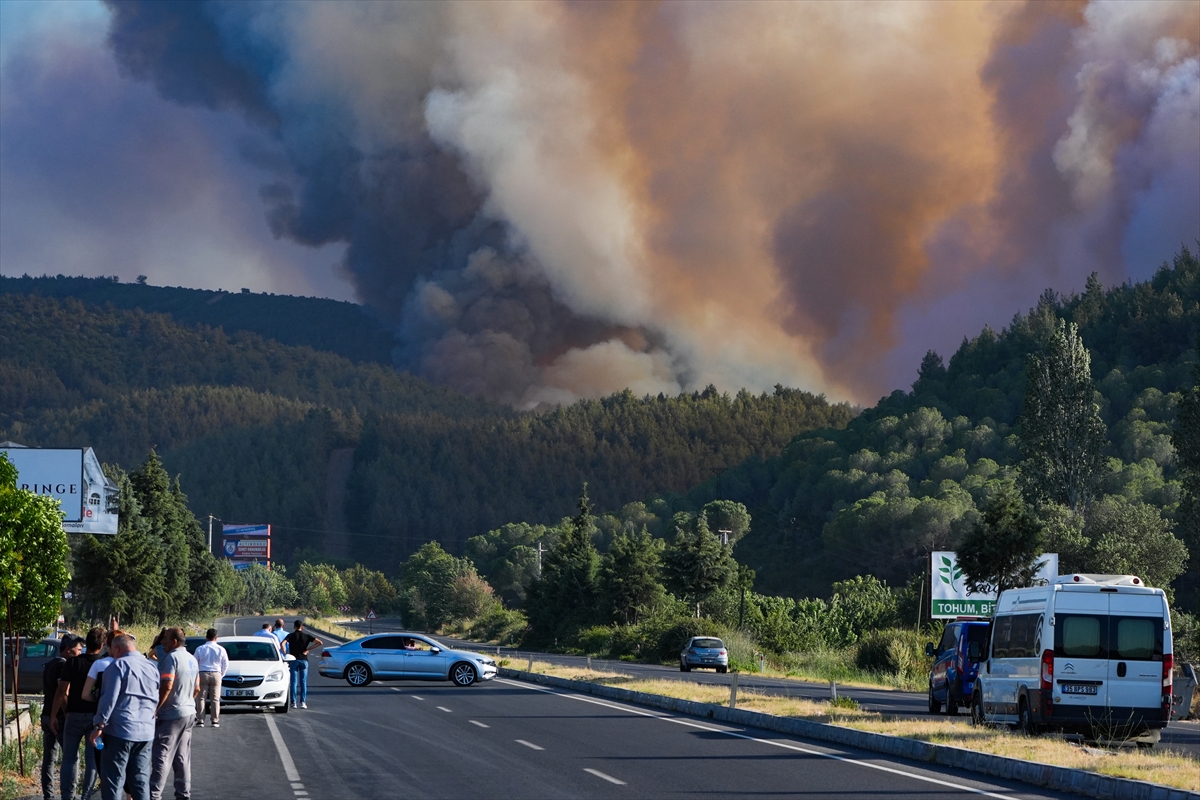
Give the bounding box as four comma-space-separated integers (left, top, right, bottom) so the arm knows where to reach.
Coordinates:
0, 702, 41, 800
313, 619, 366, 642
512, 661, 1200, 793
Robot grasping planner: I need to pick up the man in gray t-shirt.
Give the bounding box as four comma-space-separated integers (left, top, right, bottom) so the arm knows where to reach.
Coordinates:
150, 628, 199, 800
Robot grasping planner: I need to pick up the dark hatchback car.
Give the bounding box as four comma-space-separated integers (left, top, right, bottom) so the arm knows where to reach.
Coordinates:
3, 637, 62, 694
926, 620, 990, 715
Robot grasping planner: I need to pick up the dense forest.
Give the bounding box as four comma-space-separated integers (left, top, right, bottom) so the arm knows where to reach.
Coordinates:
2, 274, 397, 365
0, 279, 850, 568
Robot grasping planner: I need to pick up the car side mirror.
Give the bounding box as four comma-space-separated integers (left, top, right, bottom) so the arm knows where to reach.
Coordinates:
967, 642, 982, 661
924, 643, 935, 658
430, 647, 441, 654
283, 654, 296, 662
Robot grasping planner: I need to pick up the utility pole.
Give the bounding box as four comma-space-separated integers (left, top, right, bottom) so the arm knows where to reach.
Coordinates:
718, 529, 732, 547
208, 515, 214, 552
536, 542, 544, 578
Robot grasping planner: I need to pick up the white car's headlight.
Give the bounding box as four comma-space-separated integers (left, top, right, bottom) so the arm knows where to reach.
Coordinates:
266, 670, 285, 682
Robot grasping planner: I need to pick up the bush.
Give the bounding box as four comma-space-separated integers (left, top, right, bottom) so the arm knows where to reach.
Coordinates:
1173, 610, 1198, 663
469, 607, 527, 645
577, 625, 615, 655
854, 628, 931, 685
655, 618, 719, 662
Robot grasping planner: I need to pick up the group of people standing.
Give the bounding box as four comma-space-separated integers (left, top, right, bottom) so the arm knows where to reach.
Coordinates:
40, 625, 221, 800
254, 618, 320, 709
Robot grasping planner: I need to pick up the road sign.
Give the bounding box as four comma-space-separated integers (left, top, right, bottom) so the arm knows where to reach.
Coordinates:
366, 610, 377, 620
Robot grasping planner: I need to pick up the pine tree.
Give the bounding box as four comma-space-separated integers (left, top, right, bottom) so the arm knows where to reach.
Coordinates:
600, 526, 664, 625
957, 482, 1044, 597
662, 512, 735, 617
526, 484, 600, 639
1017, 320, 1108, 510
1172, 336, 1200, 607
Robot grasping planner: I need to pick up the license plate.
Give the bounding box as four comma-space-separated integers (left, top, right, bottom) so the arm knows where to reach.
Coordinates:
1061, 683, 1098, 695
224, 689, 256, 698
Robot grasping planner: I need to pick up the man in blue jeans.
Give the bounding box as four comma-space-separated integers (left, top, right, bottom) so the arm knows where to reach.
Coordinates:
89, 634, 158, 800
282, 621, 321, 709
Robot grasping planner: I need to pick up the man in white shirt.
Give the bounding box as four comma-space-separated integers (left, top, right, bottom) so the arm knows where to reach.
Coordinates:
193, 629, 228, 728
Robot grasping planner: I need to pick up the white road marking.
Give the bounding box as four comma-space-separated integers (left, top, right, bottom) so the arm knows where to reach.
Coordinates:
470, 720, 490, 728
437, 706, 453, 713
411, 696, 424, 701
496, 679, 1019, 800
264, 714, 300, 783
584, 768, 626, 786
290, 783, 304, 789
515, 739, 544, 750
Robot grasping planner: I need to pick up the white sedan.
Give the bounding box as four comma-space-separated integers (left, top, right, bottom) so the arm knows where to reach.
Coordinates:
217, 636, 293, 713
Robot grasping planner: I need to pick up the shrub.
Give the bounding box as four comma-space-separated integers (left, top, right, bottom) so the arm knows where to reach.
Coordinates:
855, 628, 931, 684
469, 608, 527, 645
577, 625, 615, 655
655, 618, 719, 662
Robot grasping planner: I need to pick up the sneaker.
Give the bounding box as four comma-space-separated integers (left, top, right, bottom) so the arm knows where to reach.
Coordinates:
212, 722, 220, 728
290, 702, 297, 708
300, 702, 308, 709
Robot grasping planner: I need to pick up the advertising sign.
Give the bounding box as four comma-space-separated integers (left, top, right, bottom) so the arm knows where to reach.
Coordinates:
2, 446, 120, 534
222, 523, 270, 570
1, 447, 83, 521
930, 551, 1058, 618
222, 537, 270, 559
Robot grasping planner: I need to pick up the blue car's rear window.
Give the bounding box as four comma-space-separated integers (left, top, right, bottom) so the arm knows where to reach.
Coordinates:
692, 638, 724, 649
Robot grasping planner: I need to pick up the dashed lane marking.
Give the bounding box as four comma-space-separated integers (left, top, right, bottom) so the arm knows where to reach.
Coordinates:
496, 679, 1020, 800
264, 713, 309, 797
515, 739, 544, 751
584, 768, 626, 786
470, 720, 489, 728
437, 706, 453, 713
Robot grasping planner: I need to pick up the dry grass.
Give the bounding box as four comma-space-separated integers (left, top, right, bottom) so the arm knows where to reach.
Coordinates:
513, 662, 1199, 793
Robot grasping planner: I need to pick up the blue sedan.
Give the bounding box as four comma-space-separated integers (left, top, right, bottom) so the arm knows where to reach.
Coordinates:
318, 633, 498, 687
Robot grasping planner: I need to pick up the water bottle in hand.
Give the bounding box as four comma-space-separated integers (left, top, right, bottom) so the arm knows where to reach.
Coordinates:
94, 733, 104, 751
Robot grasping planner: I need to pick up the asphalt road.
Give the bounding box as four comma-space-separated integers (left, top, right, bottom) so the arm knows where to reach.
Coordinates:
179, 616, 1091, 799
325, 620, 1200, 759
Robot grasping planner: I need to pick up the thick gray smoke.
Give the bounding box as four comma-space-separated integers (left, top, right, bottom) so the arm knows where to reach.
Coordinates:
69, 1, 1200, 404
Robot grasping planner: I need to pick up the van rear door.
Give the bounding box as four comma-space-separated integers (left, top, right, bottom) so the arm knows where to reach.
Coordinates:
1106, 592, 1165, 714
1053, 589, 1107, 712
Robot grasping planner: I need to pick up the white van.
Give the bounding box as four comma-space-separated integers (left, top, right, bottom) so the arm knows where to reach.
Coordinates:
971, 574, 1173, 744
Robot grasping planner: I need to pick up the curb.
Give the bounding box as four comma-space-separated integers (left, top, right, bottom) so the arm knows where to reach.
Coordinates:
499, 668, 1199, 800
1, 704, 32, 745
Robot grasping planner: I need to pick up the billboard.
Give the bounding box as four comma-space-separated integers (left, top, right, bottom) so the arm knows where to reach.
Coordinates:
1, 445, 119, 534
222, 523, 270, 569
930, 551, 1058, 618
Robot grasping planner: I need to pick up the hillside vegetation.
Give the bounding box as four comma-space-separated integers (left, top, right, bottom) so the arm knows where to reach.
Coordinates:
0, 284, 850, 567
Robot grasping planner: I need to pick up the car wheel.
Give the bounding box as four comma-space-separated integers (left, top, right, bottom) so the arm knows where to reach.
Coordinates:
451, 662, 478, 687
717, 666, 728, 674
345, 662, 372, 687
274, 700, 289, 713
927, 683, 940, 714
970, 691, 986, 727
680, 660, 690, 673
946, 690, 960, 716
1018, 697, 1039, 736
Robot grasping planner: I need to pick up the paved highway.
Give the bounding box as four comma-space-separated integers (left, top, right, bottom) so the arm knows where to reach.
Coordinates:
181, 616, 1087, 799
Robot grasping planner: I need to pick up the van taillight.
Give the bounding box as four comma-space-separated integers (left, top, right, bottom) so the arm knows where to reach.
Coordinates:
1040, 649, 1054, 691
1163, 654, 1174, 714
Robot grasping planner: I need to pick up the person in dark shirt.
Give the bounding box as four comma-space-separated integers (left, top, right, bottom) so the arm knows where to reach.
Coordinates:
282, 621, 321, 710
41, 634, 81, 800
53, 627, 104, 800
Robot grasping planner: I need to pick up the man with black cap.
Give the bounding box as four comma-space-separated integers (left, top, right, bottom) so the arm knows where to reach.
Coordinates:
53, 627, 105, 800
41, 633, 81, 800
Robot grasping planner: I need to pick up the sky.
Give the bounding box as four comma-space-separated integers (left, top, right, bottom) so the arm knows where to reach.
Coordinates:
1, 0, 1197, 408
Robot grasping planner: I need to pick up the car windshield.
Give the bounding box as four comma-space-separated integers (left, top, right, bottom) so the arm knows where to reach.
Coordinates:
219, 641, 280, 662
692, 638, 724, 649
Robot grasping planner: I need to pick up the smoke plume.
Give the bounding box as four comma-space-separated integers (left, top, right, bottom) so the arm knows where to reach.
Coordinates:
7, 0, 1197, 405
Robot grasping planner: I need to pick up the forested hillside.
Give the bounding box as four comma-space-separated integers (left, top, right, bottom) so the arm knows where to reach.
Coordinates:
1, 274, 396, 364
678, 248, 1199, 602
0, 288, 851, 568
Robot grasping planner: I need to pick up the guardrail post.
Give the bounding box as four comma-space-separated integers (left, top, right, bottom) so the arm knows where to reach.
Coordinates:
587, 656, 592, 671
729, 672, 739, 709
830, 681, 838, 701
527, 655, 533, 672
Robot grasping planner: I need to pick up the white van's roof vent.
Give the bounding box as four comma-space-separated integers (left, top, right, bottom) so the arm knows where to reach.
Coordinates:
1055, 574, 1143, 586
